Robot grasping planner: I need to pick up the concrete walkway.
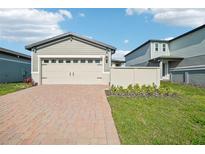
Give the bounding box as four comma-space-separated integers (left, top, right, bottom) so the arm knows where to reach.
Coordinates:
0, 85, 120, 144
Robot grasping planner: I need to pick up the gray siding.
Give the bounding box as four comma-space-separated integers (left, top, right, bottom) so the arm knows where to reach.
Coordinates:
0, 53, 30, 63
170, 55, 205, 69
168, 27, 205, 86
0, 59, 31, 83
171, 71, 185, 83
189, 70, 205, 86
125, 43, 151, 66
169, 27, 205, 58
171, 69, 205, 86
131, 61, 149, 66
33, 39, 109, 72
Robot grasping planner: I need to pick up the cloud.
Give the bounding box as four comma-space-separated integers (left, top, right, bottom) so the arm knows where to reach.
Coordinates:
163, 37, 174, 41
79, 13, 85, 17
126, 8, 205, 28
59, 9, 73, 19
126, 8, 148, 15
124, 39, 129, 44
0, 9, 72, 43
112, 50, 130, 60
85, 35, 93, 39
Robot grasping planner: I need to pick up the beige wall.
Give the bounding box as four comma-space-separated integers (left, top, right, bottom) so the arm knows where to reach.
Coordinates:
110, 67, 160, 87
32, 39, 109, 72
31, 38, 112, 84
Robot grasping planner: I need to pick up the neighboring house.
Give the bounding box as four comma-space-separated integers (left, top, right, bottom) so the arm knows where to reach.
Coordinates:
125, 24, 205, 86
25, 33, 116, 85
0, 47, 31, 83
111, 59, 125, 67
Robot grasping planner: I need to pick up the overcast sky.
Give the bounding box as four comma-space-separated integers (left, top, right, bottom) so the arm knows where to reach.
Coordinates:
0, 8, 205, 60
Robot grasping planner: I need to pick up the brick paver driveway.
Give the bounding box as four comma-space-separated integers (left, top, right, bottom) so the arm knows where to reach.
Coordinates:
0, 85, 120, 144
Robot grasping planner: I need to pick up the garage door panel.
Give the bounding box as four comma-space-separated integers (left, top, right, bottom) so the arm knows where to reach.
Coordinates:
41, 58, 104, 85
42, 64, 102, 72
42, 70, 102, 78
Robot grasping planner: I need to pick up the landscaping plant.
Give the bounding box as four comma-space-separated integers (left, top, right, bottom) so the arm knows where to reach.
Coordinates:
109, 83, 178, 97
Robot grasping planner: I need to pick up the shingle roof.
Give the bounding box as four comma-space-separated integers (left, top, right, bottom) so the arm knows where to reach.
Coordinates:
0, 47, 31, 59
25, 32, 116, 53
170, 24, 205, 42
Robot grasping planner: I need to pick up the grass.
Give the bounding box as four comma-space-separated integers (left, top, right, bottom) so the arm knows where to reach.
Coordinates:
108, 82, 205, 144
0, 83, 32, 96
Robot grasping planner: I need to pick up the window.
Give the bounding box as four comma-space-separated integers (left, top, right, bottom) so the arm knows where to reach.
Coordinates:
105, 56, 108, 63
51, 59, 56, 63
66, 59, 71, 63
155, 43, 158, 51
80, 59, 86, 63
88, 59, 93, 63
95, 59, 100, 63
73, 59, 78, 63
58, 59, 64, 63
43, 59, 49, 63
163, 44, 166, 52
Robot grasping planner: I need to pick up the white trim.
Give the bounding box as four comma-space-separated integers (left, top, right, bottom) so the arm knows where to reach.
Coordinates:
32, 72, 39, 74
38, 56, 41, 85
171, 67, 205, 71
102, 55, 105, 73
38, 55, 104, 58
170, 64, 205, 70
111, 66, 160, 69
0, 57, 30, 64
31, 52, 33, 72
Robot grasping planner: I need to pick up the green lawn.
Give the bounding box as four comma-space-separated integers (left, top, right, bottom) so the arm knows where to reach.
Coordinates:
108, 82, 205, 144
0, 83, 32, 96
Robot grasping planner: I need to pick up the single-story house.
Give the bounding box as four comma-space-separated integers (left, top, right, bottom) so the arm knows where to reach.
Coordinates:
125, 24, 205, 86
25, 33, 116, 85
111, 59, 125, 67
0, 47, 31, 83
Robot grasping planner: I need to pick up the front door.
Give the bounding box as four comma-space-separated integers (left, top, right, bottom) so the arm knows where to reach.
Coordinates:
162, 61, 170, 80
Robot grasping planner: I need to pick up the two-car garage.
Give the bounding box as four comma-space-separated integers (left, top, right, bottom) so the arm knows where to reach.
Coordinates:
26, 33, 116, 85
41, 57, 104, 85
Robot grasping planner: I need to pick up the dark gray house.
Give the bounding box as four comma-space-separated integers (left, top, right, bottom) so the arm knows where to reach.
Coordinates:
0, 47, 31, 83
125, 24, 205, 86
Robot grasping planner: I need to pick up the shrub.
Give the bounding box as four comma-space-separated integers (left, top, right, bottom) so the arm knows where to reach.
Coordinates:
109, 83, 178, 97
111, 85, 117, 93
23, 77, 37, 86
133, 84, 140, 94
127, 84, 134, 93
23, 77, 32, 84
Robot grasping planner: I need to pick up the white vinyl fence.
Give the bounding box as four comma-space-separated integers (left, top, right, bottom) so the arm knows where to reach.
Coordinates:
110, 67, 160, 87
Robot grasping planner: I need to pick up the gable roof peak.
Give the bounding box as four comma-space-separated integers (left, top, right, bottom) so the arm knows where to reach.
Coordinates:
25, 32, 116, 53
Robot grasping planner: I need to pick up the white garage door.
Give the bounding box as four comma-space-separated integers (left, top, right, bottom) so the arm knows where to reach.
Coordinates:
41, 58, 103, 85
